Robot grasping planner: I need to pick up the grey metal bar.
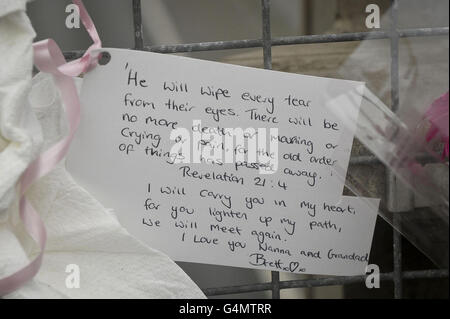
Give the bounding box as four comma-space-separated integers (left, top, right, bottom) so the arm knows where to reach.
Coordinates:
273, 27, 449, 47
400, 27, 449, 37
349, 153, 440, 166
132, 0, 144, 50
261, 0, 279, 299
202, 269, 449, 296
271, 271, 280, 299
280, 269, 448, 289
262, 0, 272, 70
63, 27, 449, 59
389, 0, 403, 299
147, 27, 449, 53
390, 0, 400, 113
350, 155, 381, 165
393, 216, 403, 298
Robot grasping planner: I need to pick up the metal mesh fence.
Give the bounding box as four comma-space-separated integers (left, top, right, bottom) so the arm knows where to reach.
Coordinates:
64, 0, 449, 299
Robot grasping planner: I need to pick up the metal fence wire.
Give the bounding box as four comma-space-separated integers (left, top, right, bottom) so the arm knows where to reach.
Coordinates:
64, 0, 449, 299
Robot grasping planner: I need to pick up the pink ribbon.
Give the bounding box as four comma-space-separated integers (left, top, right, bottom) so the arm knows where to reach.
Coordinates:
0, 0, 101, 296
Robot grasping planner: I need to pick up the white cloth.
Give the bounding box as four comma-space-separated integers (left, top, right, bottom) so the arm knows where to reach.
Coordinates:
0, 0, 39, 220
0, 2, 205, 299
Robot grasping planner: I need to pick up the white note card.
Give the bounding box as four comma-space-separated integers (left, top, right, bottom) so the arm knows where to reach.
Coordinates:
67, 48, 379, 276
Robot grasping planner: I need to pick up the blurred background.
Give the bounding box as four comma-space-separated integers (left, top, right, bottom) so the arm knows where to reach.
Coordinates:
27, 0, 449, 298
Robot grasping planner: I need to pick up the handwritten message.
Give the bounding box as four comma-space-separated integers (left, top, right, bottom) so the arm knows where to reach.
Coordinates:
67, 48, 378, 276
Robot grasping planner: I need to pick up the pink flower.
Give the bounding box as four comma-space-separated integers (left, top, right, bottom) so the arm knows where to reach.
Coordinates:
425, 92, 449, 159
